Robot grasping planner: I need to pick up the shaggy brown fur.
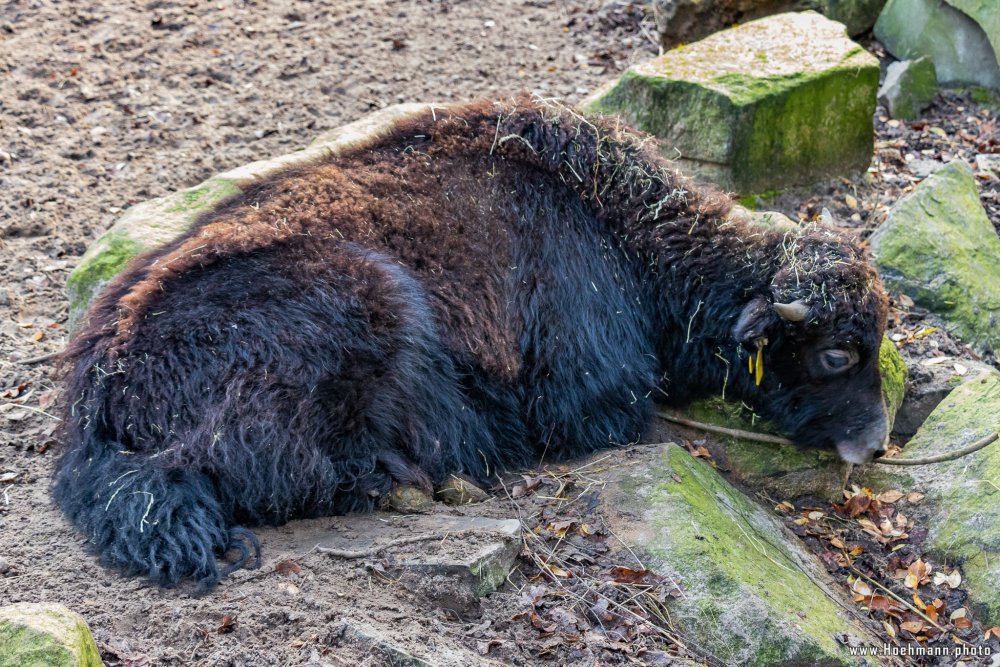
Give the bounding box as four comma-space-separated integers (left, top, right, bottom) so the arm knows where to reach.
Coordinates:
56, 97, 888, 588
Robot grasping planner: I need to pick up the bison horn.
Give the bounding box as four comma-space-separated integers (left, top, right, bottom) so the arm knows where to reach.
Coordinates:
773, 300, 809, 322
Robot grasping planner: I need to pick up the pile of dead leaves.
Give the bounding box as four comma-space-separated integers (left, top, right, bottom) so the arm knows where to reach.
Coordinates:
502, 467, 705, 665
781, 486, 1000, 660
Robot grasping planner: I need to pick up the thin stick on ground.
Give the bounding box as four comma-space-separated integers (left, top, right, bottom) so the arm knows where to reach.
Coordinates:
656, 410, 1000, 466
875, 432, 998, 466
16, 350, 62, 365
315, 530, 484, 559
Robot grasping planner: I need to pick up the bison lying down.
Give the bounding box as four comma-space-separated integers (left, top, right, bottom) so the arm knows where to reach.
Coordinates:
55, 97, 890, 588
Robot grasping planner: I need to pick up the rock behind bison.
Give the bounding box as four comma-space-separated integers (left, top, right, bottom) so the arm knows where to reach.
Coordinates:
55, 98, 889, 588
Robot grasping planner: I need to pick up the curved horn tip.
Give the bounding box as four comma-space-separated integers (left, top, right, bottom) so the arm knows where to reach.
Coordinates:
773, 300, 809, 322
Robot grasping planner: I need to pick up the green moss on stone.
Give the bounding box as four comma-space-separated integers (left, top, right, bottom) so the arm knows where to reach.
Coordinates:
870, 161, 1000, 353
633, 445, 862, 665
66, 231, 141, 327
0, 603, 103, 667
970, 86, 1000, 110
880, 336, 908, 427
581, 13, 878, 193
164, 178, 240, 214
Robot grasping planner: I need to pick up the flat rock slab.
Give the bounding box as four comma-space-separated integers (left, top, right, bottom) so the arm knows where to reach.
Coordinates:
874, 0, 1000, 89
283, 513, 521, 614
608, 443, 879, 665
331, 620, 485, 667
0, 602, 104, 667
66, 102, 444, 327
859, 368, 1000, 625
870, 161, 1000, 355
582, 11, 878, 193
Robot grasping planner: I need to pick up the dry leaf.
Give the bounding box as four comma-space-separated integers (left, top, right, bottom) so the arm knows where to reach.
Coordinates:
850, 577, 873, 598
876, 490, 904, 503
608, 567, 654, 585
274, 560, 301, 576
906, 492, 925, 503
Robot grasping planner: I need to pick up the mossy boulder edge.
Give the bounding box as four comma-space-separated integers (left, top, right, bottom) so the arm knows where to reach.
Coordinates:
858, 368, 1000, 624
67, 103, 441, 328
870, 160, 1000, 355
610, 444, 879, 665
582, 12, 879, 194
0, 602, 104, 667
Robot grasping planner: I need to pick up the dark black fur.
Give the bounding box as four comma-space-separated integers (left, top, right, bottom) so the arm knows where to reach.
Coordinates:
54, 98, 889, 589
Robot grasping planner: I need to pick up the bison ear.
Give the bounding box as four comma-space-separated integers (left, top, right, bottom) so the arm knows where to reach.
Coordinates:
733, 296, 779, 348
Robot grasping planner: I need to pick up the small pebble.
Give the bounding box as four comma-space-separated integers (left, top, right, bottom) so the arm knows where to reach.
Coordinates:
0, 556, 11, 574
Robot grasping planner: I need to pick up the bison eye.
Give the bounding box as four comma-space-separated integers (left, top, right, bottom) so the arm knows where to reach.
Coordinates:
819, 348, 858, 374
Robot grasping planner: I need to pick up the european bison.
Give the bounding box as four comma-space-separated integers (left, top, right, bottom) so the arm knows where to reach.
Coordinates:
54, 97, 889, 589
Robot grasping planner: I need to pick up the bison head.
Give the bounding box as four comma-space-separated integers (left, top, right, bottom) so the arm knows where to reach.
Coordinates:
733, 225, 891, 464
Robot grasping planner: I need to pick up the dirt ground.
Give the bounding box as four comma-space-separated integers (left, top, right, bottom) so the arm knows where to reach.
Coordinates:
2, 1, 999, 666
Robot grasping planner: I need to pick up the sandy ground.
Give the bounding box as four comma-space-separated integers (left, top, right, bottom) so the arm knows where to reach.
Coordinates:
2, 1, 999, 665
0, 1, 672, 665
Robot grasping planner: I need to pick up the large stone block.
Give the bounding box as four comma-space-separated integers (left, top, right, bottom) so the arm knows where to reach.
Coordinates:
583, 12, 879, 194
874, 0, 1000, 89
870, 161, 1000, 355
610, 444, 879, 665
0, 603, 103, 667
652, 0, 887, 46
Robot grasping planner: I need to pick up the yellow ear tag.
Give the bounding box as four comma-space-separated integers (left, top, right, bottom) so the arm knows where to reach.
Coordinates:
754, 342, 764, 386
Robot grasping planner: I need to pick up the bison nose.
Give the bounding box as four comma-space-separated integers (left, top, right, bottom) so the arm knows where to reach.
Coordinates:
835, 416, 890, 464
836, 438, 885, 464
836, 426, 890, 464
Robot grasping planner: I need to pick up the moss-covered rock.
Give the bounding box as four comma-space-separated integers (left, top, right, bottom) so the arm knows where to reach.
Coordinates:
650, 0, 886, 47
870, 161, 1000, 354
679, 336, 907, 500
0, 602, 103, 667
858, 368, 1000, 624
874, 0, 1000, 89
582, 12, 879, 194
610, 444, 878, 665
879, 335, 908, 428
877, 57, 938, 120
67, 103, 441, 328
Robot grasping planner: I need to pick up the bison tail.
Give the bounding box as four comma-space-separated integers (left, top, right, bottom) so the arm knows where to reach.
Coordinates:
53, 430, 261, 591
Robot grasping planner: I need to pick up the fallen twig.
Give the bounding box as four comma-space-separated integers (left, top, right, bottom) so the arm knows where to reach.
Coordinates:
314, 529, 485, 559
875, 433, 998, 466
15, 350, 63, 365
656, 410, 794, 445
656, 410, 999, 466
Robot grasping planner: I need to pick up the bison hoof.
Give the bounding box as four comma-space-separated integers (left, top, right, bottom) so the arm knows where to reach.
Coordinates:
435, 475, 489, 506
